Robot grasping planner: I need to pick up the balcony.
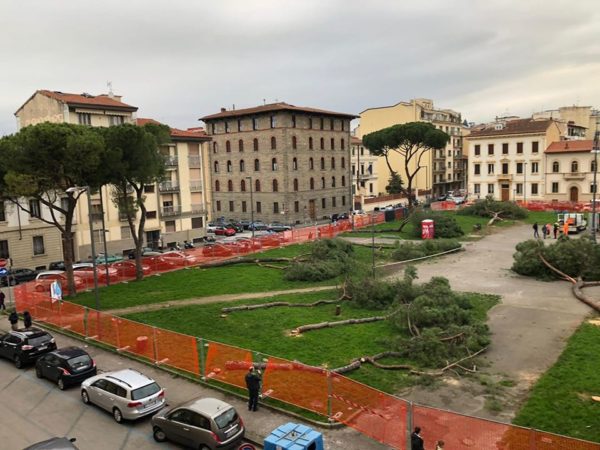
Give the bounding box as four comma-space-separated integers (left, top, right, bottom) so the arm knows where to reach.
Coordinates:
159, 181, 180, 193
189, 180, 203, 192
563, 172, 586, 180
161, 205, 182, 217
190, 203, 206, 214
164, 156, 179, 166
188, 156, 201, 168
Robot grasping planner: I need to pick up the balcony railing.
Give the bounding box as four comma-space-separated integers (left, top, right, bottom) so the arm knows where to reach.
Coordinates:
188, 156, 201, 168
189, 180, 203, 192
190, 203, 206, 214
159, 181, 180, 193
164, 156, 179, 166
161, 205, 182, 217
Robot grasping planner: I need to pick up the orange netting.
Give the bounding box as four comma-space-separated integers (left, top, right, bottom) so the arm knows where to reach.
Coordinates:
154, 327, 200, 376
204, 341, 253, 388
262, 356, 329, 416
58, 301, 86, 336
533, 430, 600, 450
115, 317, 155, 360
86, 310, 120, 347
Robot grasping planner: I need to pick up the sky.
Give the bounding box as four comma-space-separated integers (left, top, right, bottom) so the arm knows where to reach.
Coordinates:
1, 0, 600, 135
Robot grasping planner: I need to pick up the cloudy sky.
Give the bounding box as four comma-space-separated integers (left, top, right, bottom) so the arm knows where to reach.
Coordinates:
1, 0, 599, 135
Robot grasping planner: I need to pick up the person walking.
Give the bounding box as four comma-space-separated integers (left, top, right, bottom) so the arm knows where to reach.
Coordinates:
245, 366, 262, 412
533, 222, 540, 239
8, 310, 18, 331
411, 426, 424, 450
23, 310, 32, 329
553, 222, 559, 239
542, 223, 548, 239
0, 291, 5, 311
436, 440, 445, 450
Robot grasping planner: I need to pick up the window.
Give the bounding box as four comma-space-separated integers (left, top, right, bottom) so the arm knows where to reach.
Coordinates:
342, 195, 346, 205
331, 176, 336, 187
516, 162, 523, 174
552, 161, 560, 173
487, 144, 494, 155
78, 113, 91, 125
292, 157, 298, 170
240, 160, 245, 172
321, 198, 326, 208
211, 123, 215, 134
256, 201, 262, 213
252, 118, 258, 130
309, 118, 313, 129
517, 142, 523, 154
341, 138, 345, 150
254, 159, 260, 171
120, 226, 131, 239
294, 201, 299, 213
341, 175, 346, 186
341, 157, 345, 169
271, 137, 277, 150
240, 179, 246, 192
109, 115, 124, 126
292, 136, 297, 149
369, 183, 373, 193
321, 177, 326, 188
225, 121, 230, 133
474, 164, 480, 175
516, 183, 523, 194
238, 139, 244, 152
215, 180, 220, 191
0, 202, 5, 222
552, 182, 559, 193
144, 184, 155, 193
228, 180, 233, 191
216, 201, 221, 211
29, 199, 41, 218
502, 163, 509, 174
320, 157, 325, 170
253, 138, 259, 151
165, 220, 176, 233
229, 201, 234, 212
531, 183, 539, 195
309, 137, 314, 150
293, 179, 299, 191
502, 143, 509, 154
331, 157, 335, 169
310, 178, 315, 190
487, 184, 494, 194
213, 161, 219, 173
474, 184, 480, 194
474, 144, 480, 156
192, 217, 203, 229
226, 141, 231, 152
241, 201, 247, 213
330, 138, 335, 150
33, 236, 44, 255
212, 142, 218, 153
320, 138, 324, 150
272, 179, 278, 192
332, 196, 337, 207
330, 118, 334, 130
255, 179, 261, 192
226, 160, 232, 173
272, 158, 278, 171
531, 162, 539, 174
320, 118, 324, 130
532, 141, 539, 153
571, 161, 579, 172
292, 115, 296, 128
146, 211, 157, 219
270, 115, 276, 128
237, 119, 242, 132
309, 158, 314, 170
342, 121, 346, 131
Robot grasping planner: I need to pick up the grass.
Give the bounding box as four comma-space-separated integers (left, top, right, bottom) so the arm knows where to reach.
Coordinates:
124, 290, 499, 393
512, 321, 600, 443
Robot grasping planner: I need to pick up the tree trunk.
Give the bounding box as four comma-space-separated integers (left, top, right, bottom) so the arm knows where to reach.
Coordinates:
62, 232, 77, 296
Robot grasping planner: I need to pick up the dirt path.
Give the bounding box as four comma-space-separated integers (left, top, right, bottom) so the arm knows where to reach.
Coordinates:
387, 225, 594, 422
105, 285, 337, 315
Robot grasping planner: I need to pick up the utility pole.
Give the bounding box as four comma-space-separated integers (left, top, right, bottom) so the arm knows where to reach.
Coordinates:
592, 118, 600, 242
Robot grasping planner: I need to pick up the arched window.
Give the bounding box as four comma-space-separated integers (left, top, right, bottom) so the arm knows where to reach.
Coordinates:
228, 180, 233, 191
552, 161, 560, 173
320, 157, 325, 170
241, 179, 246, 192
341, 138, 345, 150
341, 157, 345, 169
226, 160, 232, 173
293, 178, 299, 191
239, 159, 245, 172
254, 159, 260, 171
226, 140, 231, 152
341, 175, 346, 186
253, 138, 259, 151
271, 136, 277, 150
310, 177, 315, 190
272, 179, 279, 192
309, 157, 314, 170
215, 180, 220, 191
212, 142, 218, 153
255, 179, 261, 192
331, 157, 335, 169
292, 136, 297, 149
292, 157, 298, 170
571, 160, 579, 172
309, 137, 313, 150
331, 176, 336, 187
331, 138, 335, 150
238, 139, 244, 152
213, 161, 219, 173
272, 158, 278, 171
320, 137, 324, 150
321, 177, 326, 188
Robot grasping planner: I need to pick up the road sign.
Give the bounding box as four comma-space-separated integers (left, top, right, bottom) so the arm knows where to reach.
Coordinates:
0, 268, 7, 276
0, 259, 7, 268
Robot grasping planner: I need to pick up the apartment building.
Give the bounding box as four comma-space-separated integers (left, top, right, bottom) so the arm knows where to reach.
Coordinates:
467, 118, 561, 202
201, 103, 356, 223
533, 105, 600, 140
350, 137, 379, 207
358, 98, 467, 198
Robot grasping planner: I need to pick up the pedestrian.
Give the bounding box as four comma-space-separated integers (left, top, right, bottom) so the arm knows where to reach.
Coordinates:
542, 223, 548, 239
245, 366, 262, 412
436, 440, 445, 450
0, 291, 5, 311
553, 222, 559, 239
411, 426, 424, 450
532, 222, 539, 239
8, 310, 18, 331
546, 223, 551, 238
23, 310, 32, 329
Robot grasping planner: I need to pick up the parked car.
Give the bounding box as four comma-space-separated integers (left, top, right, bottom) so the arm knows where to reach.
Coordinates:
48, 261, 66, 271
206, 223, 218, 233
226, 222, 244, 233
35, 346, 97, 390
214, 226, 236, 236
0, 327, 57, 368
0, 268, 39, 286
111, 260, 152, 277
268, 222, 292, 232
72, 263, 119, 283
127, 247, 162, 259
248, 221, 268, 231
23, 437, 79, 450
95, 253, 124, 264
157, 251, 198, 267
239, 219, 251, 230
81, 369, 166, 423
34, 271, 86, 293
151, 397, 245, 450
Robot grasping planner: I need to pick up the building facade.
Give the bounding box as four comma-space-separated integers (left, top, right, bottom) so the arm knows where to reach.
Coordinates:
533, 105, 600, 140
201, 103, 355, 224
350, 136, 379, 208
358, 98, 467, 198
466, 118, 561, 202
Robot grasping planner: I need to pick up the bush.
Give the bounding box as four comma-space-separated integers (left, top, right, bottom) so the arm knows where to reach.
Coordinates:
458, 196, 528, 220
409, 211, 464, 239
392, 239, 461, 261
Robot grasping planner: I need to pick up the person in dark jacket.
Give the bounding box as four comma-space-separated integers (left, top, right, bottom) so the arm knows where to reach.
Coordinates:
8, 310, 18, 331
23, 310, 32, 329
245, 366, 262, 412
411, 426, 424, 450
0, 291, 5, 311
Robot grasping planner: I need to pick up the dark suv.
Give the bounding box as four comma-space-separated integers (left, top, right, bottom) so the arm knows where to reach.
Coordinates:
0, 268, 39, 286
36, 346, 97, 390
0, 327, 57, 368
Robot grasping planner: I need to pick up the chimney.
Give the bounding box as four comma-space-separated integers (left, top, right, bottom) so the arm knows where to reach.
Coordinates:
221, 107, 226, 112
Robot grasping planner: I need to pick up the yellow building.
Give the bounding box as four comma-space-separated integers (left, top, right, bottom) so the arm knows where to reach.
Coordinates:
358, 98, 466, 198
533, 105, 600, 140
350, 137, 379, 208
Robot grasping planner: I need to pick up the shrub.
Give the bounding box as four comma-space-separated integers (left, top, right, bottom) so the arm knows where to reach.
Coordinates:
409, 211, 464, 239
392, 239, 461, 261
458, 196, 528, 220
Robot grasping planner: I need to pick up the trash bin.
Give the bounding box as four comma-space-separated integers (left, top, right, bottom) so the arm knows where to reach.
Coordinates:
136, 336, 148, 353
421, 219, 435, 239
264, 422, 324, 450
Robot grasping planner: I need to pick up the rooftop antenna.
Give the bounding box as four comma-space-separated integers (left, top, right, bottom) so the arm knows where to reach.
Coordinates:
263, 98, 266, 106
107, 81, 114, 98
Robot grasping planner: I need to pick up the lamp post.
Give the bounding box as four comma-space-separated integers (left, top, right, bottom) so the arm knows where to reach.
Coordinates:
246, 176, 254, 239
523, 162, 528, 205
98, 187, 110, 285
66, 186, 99, 311
592, 120, 600, 242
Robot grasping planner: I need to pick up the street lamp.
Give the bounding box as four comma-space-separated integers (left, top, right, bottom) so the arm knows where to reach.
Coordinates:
66, 186, 99, 311
592, 119, 600, 242
246, 176, 255, 239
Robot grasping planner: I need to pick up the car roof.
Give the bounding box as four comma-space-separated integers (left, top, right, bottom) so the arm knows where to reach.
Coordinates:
73, 263, 93, 269
51, 346, 89, 359
12, 327, 49, 337
37, 270, 65, 276
183, 397, 234, 418
22, 437, 79, 450
102, 369, 155, 389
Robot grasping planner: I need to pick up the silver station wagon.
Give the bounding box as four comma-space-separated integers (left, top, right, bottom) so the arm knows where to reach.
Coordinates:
81, 368, 165, 422
151, 397, 245, 450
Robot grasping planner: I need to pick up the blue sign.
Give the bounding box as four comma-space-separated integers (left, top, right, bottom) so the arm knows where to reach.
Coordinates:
0, 268, 8, 276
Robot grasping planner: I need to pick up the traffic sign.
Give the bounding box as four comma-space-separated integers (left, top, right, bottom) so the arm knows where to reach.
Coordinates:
0, 268, 8, 276
0, 258, 7, 268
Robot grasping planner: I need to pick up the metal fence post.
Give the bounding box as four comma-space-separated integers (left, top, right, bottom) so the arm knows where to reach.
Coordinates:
152, 327, 158, 364
198, 337, 205, 379
407, 401, 413, 450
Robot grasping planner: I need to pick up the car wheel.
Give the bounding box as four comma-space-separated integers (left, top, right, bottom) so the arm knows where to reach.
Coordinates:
153, 426, 167, 442
57, 378, 66, 390
113, 407, 123, 423
14, 356, 23, 369
35, 366, 43, 378
81, 389, 90, 404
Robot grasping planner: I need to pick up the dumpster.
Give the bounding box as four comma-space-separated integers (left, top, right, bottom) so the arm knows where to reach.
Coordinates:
421, 219, 434, 239
264, 422, 324, 450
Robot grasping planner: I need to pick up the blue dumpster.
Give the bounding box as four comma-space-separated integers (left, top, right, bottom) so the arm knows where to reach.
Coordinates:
264, 422, 324, 450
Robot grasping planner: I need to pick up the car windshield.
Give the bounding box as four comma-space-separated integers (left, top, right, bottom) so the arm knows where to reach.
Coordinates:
28, 334, 52, 346
131, 382, 161, 400
214, 407, 238, 429
67, 354, 92, 370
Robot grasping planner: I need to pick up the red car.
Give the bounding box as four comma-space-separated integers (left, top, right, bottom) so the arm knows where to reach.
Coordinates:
73, 263, 119, 284
111, 260, 152, 278
202, 244, 235, 257
34, 271, 86, 293
144, 251, 198, 271
214, 226, 236, 236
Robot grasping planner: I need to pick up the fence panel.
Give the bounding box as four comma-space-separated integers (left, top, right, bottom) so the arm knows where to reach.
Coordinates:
534, 430, 600, 450
154, 328, 200, 376
205, 341, 253, 388
262, 356, 328, 416
116, 317, 155, 360
86, 310, 121, 348
330, 373, 407, 449
59, 302, 87, 336
33, 298, 60, 327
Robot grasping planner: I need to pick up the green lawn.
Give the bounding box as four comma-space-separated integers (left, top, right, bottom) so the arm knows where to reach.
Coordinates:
124, 290, 499, 393
513, 321, 600, 442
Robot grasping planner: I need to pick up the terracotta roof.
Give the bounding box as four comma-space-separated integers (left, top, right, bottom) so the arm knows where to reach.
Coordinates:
136, 118, 211, 141
15, 90, 138, 114
351, 136, 362, 145
468, 118, 555, 138
545, 140, 595, 153
200, 102, 357, 120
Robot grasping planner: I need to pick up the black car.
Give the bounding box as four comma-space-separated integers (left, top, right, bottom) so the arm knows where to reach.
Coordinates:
0, 268, 39, 286
0, 327, 57, 368
226, 222, 244, 233
35, 346, 97, 390
48, 261, 66, 271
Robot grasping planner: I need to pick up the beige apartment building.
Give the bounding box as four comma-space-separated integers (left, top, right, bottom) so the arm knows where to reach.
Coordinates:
533, 105, 600, 140
466, 118, 561, 202
350, 137, 379, 208
358, 98, 467, 198
201, 103, 356, 223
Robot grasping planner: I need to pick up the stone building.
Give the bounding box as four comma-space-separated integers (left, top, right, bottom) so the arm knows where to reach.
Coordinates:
201, 103, 356, 223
